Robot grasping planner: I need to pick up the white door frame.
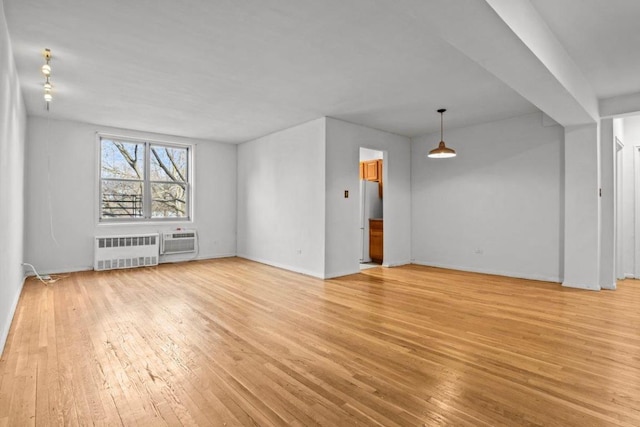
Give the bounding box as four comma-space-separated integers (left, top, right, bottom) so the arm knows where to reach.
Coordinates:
615, 137, 624, 279
634, 145, 640, 278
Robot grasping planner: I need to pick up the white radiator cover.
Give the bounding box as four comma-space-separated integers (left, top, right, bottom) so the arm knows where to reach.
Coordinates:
94, 233, 159, 271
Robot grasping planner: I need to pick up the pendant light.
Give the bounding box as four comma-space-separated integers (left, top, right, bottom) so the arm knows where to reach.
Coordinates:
428, 108, 456, 158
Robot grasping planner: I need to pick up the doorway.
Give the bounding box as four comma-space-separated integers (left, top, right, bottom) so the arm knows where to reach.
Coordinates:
614, 114, 640, 280
359, 148, 383, 269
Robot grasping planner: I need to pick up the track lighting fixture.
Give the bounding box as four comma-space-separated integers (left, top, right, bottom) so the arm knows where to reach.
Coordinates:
41, 48, 52, 109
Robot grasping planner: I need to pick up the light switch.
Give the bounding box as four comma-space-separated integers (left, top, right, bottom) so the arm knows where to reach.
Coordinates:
344, 190, 349, 198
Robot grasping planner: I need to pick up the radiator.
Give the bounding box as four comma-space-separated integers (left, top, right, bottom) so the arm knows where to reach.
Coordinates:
94, 233, 159, 271
161, 230, 197, 255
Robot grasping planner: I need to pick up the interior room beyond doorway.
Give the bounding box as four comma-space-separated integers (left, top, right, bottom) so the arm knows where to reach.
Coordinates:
359, 147, 384, 269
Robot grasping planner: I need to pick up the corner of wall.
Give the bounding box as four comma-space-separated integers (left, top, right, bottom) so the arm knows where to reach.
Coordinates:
0, 278, 25, 356
0, 0, 28, 357
411, 112, 564, 282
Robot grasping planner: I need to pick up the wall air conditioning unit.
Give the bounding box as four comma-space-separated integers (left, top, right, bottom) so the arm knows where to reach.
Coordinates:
161, 230, 197, 255
94, 233, 159, 271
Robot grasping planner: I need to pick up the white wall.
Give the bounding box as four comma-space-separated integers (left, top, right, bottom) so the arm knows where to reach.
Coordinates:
359, 147, 383, 162
621, 115, 640, 277
325, 118, 412, 278
562, 123, 600, 290
24, 117, 237, 274
411, 112, 564, 282
600, 119, 615, 289
0, 2, 26, 354
237, 118, 326, 278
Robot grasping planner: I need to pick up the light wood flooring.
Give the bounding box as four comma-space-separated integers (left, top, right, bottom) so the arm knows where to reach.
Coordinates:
1, 258, 639, 426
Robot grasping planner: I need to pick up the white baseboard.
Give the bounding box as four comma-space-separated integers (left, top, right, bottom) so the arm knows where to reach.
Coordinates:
159, 252, 236, 264
24, 265, 94, 276
236, 254, 325, 279
0, 277, 25, 357
196, 253, 236, 260
325, 269, 360, 279
562, 281, 601, 291
23, 253, 238, 277
412, 260, 561, 283
382, 260, 411, 268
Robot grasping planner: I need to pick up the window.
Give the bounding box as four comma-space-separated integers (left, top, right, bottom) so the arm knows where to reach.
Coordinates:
99, 136, 191, 221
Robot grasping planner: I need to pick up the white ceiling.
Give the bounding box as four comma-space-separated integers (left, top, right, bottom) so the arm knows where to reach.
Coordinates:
4, 0, 640, 143
530, 0, 640, 100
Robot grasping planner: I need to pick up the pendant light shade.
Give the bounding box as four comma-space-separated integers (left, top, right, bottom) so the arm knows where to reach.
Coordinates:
428, 108, 456, 159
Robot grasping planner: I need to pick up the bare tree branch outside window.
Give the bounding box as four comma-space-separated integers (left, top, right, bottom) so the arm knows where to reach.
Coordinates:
100, 138, 189, 220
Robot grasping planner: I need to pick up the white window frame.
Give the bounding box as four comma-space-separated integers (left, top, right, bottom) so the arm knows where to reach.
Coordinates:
96, 133, 194, 223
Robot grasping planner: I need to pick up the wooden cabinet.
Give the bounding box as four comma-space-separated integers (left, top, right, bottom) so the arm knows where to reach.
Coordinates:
359, 159, 383, 198
369, 219, 383, 264
364, 160, 379, 181
360, 160, 381, 182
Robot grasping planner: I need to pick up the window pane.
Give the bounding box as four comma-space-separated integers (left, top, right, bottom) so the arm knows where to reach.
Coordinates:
101, 180, 143, 218
151, 183, 187, 218
150, 145, 187, 182
101, 139, 144, 179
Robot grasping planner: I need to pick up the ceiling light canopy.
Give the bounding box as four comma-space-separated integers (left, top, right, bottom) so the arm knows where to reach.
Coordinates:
41, 48, 51, 75
428, 108, 456, 159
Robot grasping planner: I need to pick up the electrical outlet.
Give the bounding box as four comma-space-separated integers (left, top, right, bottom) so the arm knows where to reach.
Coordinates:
296, 249, 302, 255
474, 248, 484, 255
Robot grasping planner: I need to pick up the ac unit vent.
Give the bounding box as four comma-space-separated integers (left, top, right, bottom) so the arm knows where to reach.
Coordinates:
161, 231, 197, 255
94, 233, 159, 271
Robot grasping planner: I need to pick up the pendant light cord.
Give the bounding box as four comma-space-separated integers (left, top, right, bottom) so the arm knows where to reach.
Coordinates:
437, 108, 447, 142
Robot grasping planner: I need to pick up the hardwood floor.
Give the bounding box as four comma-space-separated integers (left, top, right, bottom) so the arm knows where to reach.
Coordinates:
1, 258, 639, 426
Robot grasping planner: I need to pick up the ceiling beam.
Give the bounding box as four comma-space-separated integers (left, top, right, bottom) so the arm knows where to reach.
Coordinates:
483, 0, 598, 125
389, 0, 599, 126
599, 91, 640, 118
